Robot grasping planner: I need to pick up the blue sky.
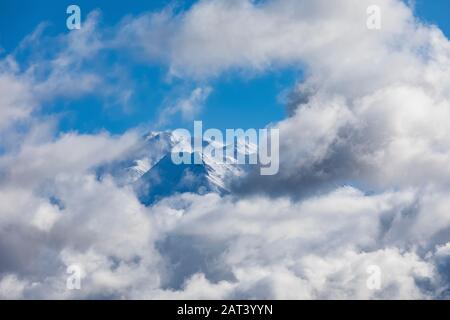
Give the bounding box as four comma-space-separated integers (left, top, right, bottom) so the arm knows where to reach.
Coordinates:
0, 0, 448, 135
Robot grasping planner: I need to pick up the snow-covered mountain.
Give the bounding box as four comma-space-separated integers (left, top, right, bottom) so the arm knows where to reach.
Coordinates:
97, 131, 257, 205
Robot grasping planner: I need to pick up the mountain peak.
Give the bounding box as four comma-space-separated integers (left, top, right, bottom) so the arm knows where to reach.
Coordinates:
98, 131, 253, 205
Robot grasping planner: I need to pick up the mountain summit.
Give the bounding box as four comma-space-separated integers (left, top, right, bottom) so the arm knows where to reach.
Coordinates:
98, 131, 256, 205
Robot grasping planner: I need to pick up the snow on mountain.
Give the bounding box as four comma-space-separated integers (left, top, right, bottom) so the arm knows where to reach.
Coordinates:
97, 131, 257, 205
96, 131, 173, 185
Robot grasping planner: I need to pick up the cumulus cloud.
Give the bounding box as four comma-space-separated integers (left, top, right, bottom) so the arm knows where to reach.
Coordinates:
122, 187, 450, 299
2, 183, 442, 299
117, 0, 416, 78
0, 131, 139, 188
0, 72, 35, 131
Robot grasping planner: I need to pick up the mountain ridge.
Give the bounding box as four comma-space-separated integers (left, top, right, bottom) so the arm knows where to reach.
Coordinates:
97, 131, 256, 205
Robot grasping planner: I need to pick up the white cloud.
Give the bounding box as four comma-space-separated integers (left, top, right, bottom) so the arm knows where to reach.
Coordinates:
0, 275, 27, 299
157, 86, 212, 126
0, 131, 139, 188
117, 0, 417, 79
0, 73, 35, 131
129, 189, 440, 299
